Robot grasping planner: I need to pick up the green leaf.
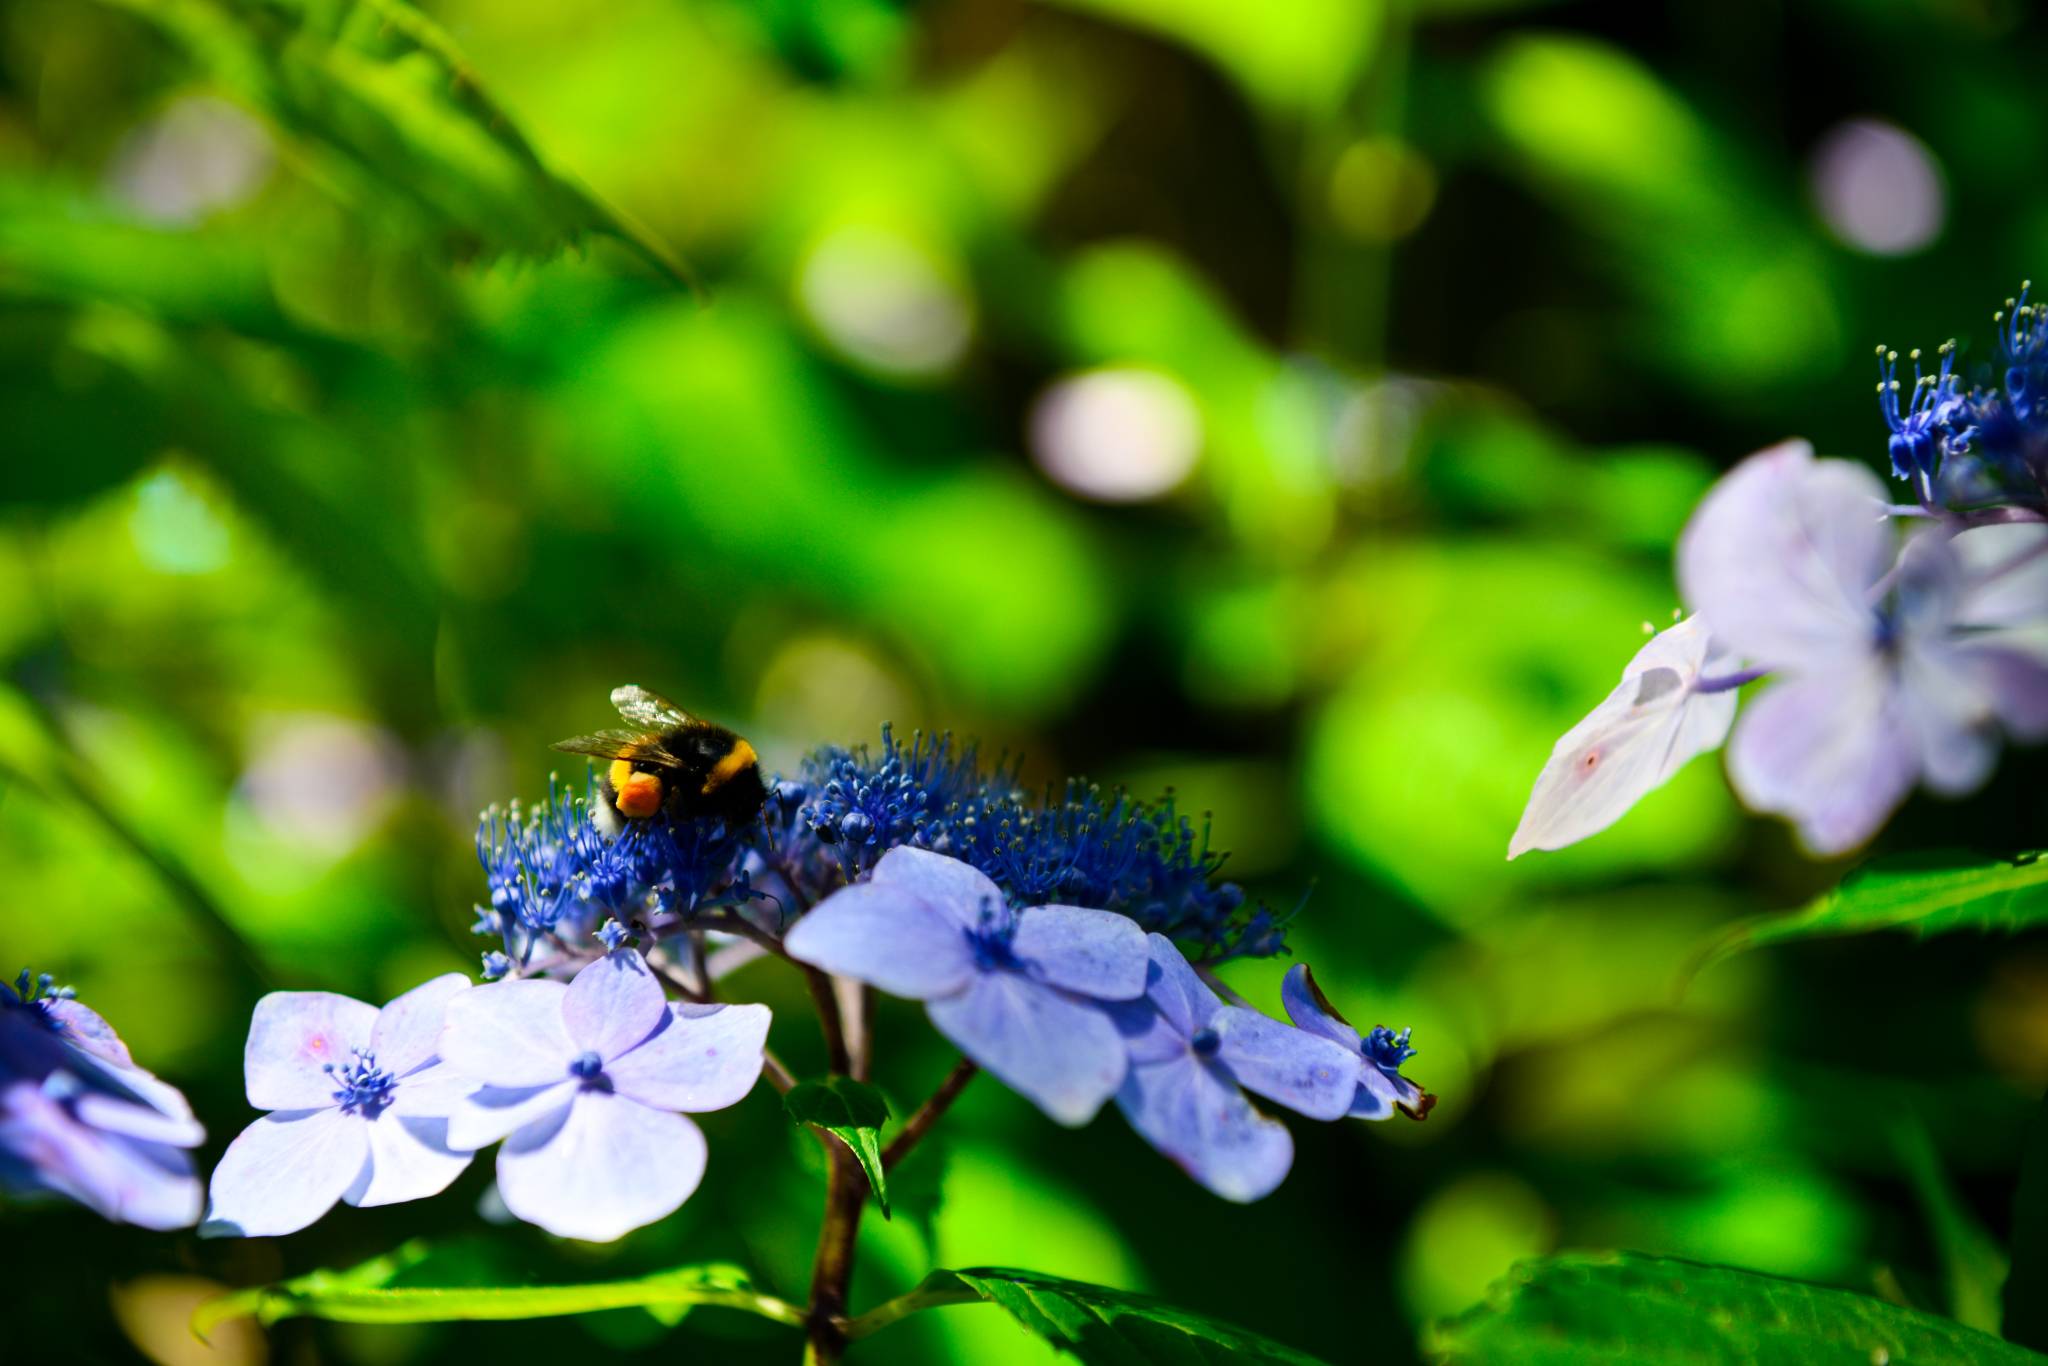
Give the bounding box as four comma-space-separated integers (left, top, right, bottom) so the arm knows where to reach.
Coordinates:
784, 1077, 891, 1217
1890, 1114, 2008, 1334
846, 1267, 1332, 1363
2007, 1095, 2048, 1350
191, 1242, 803, 1341
1425, 1251, 2048, 1365
1691, 850, 2048, 979
88, 0, 689, 283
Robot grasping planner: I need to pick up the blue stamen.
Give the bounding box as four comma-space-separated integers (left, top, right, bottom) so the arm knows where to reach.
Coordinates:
324, 1049, 396, 1114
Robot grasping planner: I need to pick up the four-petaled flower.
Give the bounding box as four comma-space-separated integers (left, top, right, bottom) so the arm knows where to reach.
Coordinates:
0, 973, 205, 1229
1281, 965, 1432, 1121
1679, 440, 2048, 853
203, 974, 480, 1238
440, 948, 769, 1242
1109, 936, 1359, 1202
786, 847, 1149, 1125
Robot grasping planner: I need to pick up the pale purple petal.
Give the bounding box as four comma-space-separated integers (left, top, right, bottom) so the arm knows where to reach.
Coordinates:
1115, 1055, 1294, 1203
1279, 964, 1361, 1052
564, 951, 667, 1061
445, 1081, 574, 1152
871, 846, 1007, 929
71, 1091, 205, 1147
1967, 644, 2048, 740
1509, 616, 1737, 858
1896, 642, 2000, 795
496, 1092, 707, 1242
607, 1002, 769, 1113
43, 999, 135, 1071
1954, 523, 2048, 628
784, 882, 977, 1000
1141, 934, 1220, 1038
0, 1081, 202, 1230
385, 1062, 485, 1122
1103, 998, 1184, 1065
1209, 1007, 1358, 1121
1677, 441, 1893, 670
349, 1111, 472, 1208
1727, 667, 1917, 856
438, 980, 576, 1087
1013, 906, 1150, 1000
1351, 1067, 1404, 1119
370, 974, 471, 1078
242, 992, 378, 1111
201, 1107, 367, 1238
925, 973, 1128, 1126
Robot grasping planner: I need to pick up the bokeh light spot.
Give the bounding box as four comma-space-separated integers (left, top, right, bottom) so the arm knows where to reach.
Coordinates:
1030, 367, 1202, 503
1810, 118, 1947, 257
797, 225, 973, 378
105, 96, 275, 228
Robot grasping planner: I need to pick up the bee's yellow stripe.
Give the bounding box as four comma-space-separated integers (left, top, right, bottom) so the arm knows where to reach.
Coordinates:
701, 740, 757, 793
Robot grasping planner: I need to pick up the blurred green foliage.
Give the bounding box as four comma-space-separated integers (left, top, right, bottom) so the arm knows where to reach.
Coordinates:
4, 0, 2048, 1361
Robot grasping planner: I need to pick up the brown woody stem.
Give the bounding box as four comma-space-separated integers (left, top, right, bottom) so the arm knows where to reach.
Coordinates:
883, 1055, 979, 1172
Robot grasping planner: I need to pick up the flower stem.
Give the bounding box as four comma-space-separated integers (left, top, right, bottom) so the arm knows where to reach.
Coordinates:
883, 1055, 978, 1172
803, 1138, 867, 1364
803, 964, 852, 1076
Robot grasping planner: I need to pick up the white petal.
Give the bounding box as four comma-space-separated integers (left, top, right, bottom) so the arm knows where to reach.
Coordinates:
607, 1003, 769, 1113
242, 992, 378, 1112
439, 979, 576, 1087
371, 974, 472, 1078
201, 1108, 367, 1238
925, 973, 1127, 1127
1677, 440, 1893, 669
1509, 617, 1736, 858
386, 1062, 487, 1123
1954, 523, 2048, 628
564, 951, 668, 1062
495, 1093, 707, 1242
71, 1092, 205, 1147
445, 1082, 574, 1151
349, 1110, 473, 1208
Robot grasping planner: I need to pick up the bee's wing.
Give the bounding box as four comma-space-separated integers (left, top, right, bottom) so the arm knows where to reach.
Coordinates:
550, 729, 683, 766
610, 685, 699, 730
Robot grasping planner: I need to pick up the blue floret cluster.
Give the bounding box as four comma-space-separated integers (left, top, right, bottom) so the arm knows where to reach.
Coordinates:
795, 727, 1288, 960
473, 775, 755, 971
1880, 284, 2048, 509
474, 727, 1290, 978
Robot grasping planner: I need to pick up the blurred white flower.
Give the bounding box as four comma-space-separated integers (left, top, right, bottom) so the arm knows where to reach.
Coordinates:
239, 714, 406, 859
1809, 118, 1946, 257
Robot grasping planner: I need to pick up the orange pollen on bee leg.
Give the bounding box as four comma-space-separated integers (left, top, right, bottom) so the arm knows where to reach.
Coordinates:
701, 740, 757, 794
614, 768, 665, 820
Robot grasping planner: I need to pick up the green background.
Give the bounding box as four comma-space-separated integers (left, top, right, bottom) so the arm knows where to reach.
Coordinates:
2, 0, 2045, 1360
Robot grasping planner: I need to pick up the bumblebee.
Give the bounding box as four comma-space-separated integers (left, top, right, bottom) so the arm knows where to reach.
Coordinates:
552, 685, 767, 837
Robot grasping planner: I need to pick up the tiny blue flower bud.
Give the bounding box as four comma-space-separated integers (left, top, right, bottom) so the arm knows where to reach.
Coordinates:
569, 1051, 605, 1079
840, 810, 875, 846
480, 952, 510, 981
1189, 1027, 1221, 1057
595, 919, 631, 952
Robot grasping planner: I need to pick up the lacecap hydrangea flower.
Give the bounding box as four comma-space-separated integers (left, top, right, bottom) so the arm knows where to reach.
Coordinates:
1516, 439, 2048, 858
1109, 938, 1360, 1202
0, 970, 205, 1229
787, 846, 1149, 1125
203, 974, 480, 1238
440, 943, 770, 1241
